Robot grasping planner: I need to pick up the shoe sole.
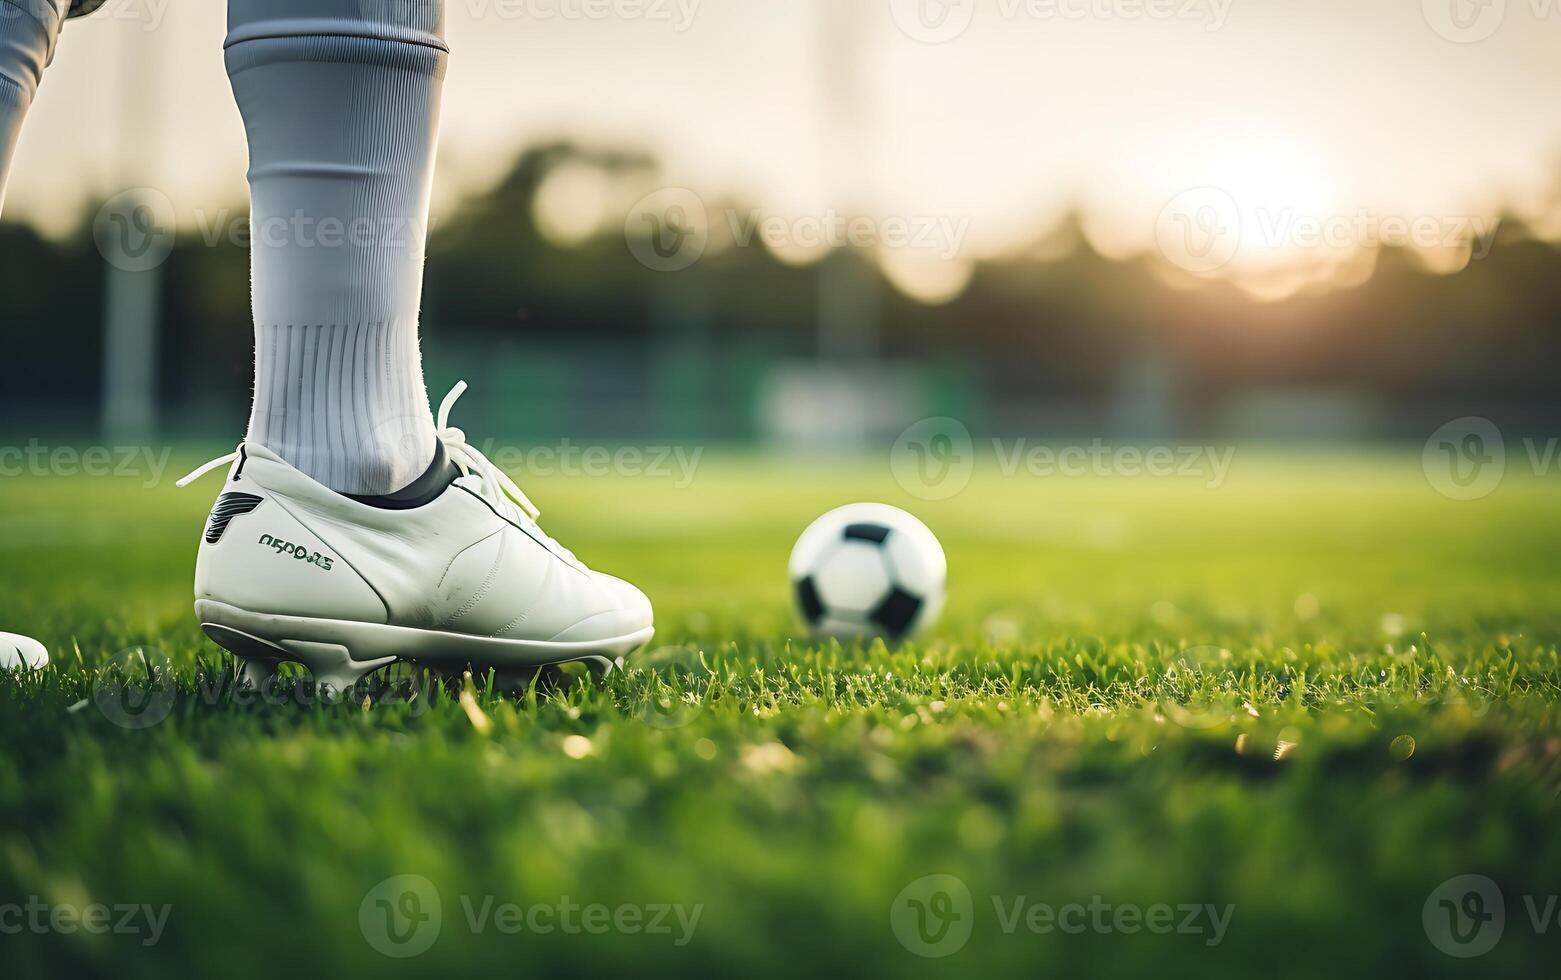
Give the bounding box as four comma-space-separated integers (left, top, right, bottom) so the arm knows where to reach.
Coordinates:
195, 599, 653, 693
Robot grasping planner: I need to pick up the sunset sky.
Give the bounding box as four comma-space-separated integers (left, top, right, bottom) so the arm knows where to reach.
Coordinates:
8, 0, 1561, 296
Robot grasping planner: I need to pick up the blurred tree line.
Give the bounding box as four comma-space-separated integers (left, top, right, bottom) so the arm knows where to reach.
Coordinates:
2, 141, 1559, 435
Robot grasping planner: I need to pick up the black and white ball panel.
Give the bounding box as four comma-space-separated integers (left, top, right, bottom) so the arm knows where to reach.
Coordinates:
813, 538, 894, 613
790, 504, 946, 640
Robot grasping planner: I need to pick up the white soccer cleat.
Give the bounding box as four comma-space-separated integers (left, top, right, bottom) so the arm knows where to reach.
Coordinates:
0, 633, 49, 671
179, 383, 654, 694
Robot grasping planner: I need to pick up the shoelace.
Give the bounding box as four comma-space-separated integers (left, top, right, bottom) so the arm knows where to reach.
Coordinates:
434, 381, 541, 523
176, 452, 239, 489
177, 381, 547, 531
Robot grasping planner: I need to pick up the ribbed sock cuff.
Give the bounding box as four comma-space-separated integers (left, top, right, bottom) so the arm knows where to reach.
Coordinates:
0, 0, 66, 100
223, 32, 448, 81
248, 320, 437, 496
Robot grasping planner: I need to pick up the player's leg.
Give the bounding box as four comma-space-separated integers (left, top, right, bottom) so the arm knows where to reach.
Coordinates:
226, 0, 444, 497
0, 2, 102, 664
190, 0, 652, 692
0, 0, 67, 217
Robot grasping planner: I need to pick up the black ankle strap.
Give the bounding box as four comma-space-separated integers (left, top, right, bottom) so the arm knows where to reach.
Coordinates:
344, 441, 459, 511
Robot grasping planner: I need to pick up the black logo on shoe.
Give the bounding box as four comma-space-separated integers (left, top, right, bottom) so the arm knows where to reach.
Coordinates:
258, 534, 335, 572
205, 493, 264, 544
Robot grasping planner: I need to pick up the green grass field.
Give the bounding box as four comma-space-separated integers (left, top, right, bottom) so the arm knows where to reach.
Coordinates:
2, 449, 1558, 978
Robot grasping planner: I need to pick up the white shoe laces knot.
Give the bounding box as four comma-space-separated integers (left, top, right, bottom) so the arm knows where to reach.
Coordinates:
436, 381, 542, 524
178, 382, 545, 533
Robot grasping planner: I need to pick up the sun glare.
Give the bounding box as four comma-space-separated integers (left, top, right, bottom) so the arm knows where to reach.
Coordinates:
1203, 135, 1335, 267
1144, 132, 1380, 299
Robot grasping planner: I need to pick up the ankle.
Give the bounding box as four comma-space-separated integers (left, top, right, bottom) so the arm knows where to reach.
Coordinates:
249, 412, 437, 497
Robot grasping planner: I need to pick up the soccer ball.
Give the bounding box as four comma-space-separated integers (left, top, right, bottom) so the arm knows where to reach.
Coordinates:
789, 503, 946, 640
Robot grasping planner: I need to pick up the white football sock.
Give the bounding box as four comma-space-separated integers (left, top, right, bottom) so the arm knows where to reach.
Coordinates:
225, 0, 446, 496
0, 0, 66, 217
